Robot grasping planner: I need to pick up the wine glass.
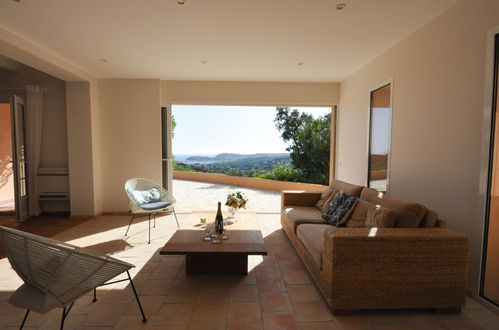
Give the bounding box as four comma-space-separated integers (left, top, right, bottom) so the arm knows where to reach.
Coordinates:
203, 223, 212, 241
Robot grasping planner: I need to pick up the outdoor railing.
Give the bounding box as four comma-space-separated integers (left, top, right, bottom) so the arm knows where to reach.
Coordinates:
173, 171, 328, 192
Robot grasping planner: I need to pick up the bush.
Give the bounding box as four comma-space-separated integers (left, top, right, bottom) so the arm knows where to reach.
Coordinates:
257, 163, 304, 182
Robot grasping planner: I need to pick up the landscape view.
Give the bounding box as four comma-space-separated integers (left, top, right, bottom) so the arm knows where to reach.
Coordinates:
172, 105, 332, 185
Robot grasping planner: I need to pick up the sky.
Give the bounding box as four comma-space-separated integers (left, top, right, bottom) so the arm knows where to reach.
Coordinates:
370, 108, 391, 155
172, 105, 331, 155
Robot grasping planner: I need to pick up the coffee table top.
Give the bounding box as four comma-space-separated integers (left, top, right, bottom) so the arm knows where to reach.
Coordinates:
159, 211, 268, 255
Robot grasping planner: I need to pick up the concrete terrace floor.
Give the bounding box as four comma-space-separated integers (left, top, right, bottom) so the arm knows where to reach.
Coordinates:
172, 179, 281, 214
0, 181, 497, 329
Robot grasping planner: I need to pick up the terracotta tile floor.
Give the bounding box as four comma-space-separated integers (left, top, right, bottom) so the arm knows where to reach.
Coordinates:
0, 211, 498, 329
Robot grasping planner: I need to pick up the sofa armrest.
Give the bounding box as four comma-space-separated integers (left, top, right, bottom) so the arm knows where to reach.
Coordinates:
322, 227, 469, 309
281, 190, 323, 207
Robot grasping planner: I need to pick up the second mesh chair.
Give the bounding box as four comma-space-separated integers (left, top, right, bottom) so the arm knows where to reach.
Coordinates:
124, 178, 180, 243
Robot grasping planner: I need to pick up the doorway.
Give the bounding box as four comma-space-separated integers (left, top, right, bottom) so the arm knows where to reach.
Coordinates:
0, 102, 15, 213
0, 96, 29, 221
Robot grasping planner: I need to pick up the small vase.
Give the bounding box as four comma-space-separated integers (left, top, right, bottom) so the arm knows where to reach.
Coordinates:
227, 207, 237, 218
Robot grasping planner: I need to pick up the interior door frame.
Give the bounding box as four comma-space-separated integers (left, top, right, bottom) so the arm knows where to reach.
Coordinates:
11, 95, 29, 221
366, 79, 394, 193
0, 97, 15, 215
480, 33, 499, 308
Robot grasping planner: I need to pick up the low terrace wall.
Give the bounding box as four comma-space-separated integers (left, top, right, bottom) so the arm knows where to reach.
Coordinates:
173, 171, 328, 192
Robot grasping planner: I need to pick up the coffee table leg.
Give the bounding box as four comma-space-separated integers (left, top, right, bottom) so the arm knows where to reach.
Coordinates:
186, 254, 248, 275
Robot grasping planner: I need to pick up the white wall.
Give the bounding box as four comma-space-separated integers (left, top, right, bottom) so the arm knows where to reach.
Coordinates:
99, 79, 162, 212
66, 82, 97, 216
161, 80, 338, 106
336, 0, 499, 294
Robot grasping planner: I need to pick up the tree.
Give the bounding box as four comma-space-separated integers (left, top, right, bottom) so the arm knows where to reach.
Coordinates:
274, 107, 330, 184
171, 115, 177, 139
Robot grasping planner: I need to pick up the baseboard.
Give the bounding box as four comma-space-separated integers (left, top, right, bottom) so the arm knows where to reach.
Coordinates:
69, 214, 97, 220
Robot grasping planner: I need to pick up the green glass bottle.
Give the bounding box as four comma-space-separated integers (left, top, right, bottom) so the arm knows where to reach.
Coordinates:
215, 202, 224, 235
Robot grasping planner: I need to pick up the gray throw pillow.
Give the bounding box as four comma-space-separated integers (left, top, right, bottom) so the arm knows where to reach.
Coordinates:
127, 188, 161, 205
322, 192, 357, 226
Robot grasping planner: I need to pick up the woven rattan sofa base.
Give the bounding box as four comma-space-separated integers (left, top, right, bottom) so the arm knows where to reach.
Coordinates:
281, 210, 469, 314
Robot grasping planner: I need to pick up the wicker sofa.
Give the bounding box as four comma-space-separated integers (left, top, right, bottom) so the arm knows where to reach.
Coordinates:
281, 180, 469, 314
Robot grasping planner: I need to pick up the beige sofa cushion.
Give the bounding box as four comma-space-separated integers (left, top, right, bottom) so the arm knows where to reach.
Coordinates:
282, 206, 326, 233
360, 188, 426, 228
365, 206, 396, 228
338, 199, 366, 227
315, 188, 335, 210
330, 180, 364, 197
296, 224, 329, 269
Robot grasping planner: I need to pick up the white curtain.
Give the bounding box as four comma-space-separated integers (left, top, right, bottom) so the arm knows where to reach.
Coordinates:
26, 85, 43, 216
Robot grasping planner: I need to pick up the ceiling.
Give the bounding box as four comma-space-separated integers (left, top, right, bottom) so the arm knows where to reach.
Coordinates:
0, 0, 459, 82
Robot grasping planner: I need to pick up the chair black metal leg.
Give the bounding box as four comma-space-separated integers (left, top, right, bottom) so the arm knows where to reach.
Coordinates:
60, 306, 66, 330
19, 309, 30, 330
173, 207, 179, 228
153, 213, 156, 228
148, 214, 151, 244
127, 271, 147, 323
125, 214, 136, 236
59, 302, 74, 330
93, 288, 97, 302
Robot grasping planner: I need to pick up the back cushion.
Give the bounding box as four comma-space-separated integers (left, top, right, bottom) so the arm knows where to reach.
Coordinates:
339, 199, 372, 227
315, 188, 334, 210
420, 208, 438, 228
360, 188, 426, 228
330, 180, 363, 197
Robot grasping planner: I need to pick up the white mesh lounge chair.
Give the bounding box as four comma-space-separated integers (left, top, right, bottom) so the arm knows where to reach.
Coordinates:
0, 226, 147, 330
124, 178, 179, 244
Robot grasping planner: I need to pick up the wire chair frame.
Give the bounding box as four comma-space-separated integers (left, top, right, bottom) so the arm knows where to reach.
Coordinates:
124, 178, 179, 243
0, 226, 148, 330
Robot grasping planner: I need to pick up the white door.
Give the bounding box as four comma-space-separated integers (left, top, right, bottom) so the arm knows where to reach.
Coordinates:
11, 95, 29, 221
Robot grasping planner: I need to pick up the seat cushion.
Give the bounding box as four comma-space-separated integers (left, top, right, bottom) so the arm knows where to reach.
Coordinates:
282, 206, 326, 233
139, 201, 172, 210
296, 224, 329, 269
360, 187, 426, 228
8, 283, 61, 314
330, 180, 364, 197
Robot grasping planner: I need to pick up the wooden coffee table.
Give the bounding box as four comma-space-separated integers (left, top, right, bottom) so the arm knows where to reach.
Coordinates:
160, 211, 267, 275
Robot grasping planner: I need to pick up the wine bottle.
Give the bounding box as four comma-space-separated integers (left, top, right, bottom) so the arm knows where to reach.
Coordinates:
215, 202, 224, 235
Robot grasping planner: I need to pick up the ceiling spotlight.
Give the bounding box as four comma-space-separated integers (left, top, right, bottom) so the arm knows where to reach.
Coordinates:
201, 60, 207, 64
336, 3, 346, 10
177, 0, 185, 5
99, 58, 108, 63
297, 62, 304, 66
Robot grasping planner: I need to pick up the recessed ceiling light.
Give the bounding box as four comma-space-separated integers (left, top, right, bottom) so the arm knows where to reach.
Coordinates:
201, 60, 207, 64
297, 62, 304, 66
99, 58, 108, 63
336, 3, 346, 10
177, 0, 185, 5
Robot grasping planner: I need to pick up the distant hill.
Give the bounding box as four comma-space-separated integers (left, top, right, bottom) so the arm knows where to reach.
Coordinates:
186, 153, 289, 163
